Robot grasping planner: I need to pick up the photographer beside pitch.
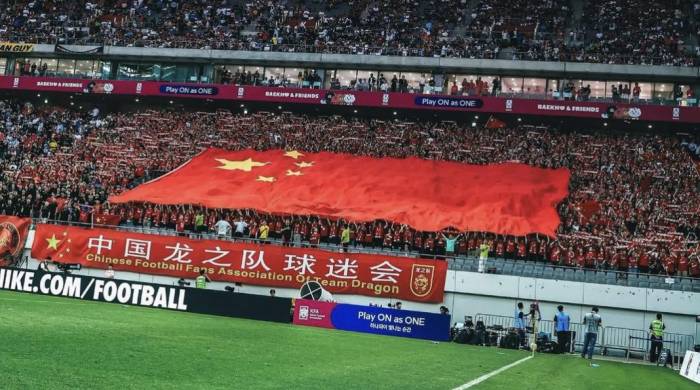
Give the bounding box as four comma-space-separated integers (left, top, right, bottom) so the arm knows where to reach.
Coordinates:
581, 307, 602, 362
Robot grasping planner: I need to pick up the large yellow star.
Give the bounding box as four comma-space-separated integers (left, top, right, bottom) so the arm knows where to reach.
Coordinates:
294, 161, 314, 168
216, 158, 269, 172
256, 175, 276, 183
284, 150, 304, 159
46, 234, 60, 250
286, 169, 303, 176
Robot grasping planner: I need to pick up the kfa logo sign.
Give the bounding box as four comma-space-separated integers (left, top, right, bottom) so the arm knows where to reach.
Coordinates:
505, 99, 513, 112
672, 107, 680, 120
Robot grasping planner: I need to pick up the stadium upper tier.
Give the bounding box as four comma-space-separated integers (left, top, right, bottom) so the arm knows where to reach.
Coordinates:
0, 100, 699, 279
0, 0, 698, 66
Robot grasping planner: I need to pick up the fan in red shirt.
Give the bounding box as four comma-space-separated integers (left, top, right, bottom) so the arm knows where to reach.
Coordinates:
319, 220, 329, 243
585, 246, 597, 269
689, 257, 700, 278
505, 236, 516, 259
392, 227, 402, 250
423, 233, 435, 255
549, 241, 561, 266
627, 250, 639, 273
677, 250, 689, 277
413, 233, 423, 252
516, 239, 527, 260
373, 222, 384, 248
662, 251, 676, 275
309, 226, 320, 248
495, 236, 505, 258
527, 237, 538, 261
538, 237, 549, 262
383, 230, 393, 249
402, 227, 413, 251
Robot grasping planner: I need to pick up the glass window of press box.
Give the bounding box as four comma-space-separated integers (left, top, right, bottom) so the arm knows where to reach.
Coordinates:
13, 58, 105, 78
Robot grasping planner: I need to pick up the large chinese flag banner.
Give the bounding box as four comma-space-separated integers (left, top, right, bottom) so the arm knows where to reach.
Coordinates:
110, 148, 570, 236
0, 215, 31, 267
31, 224, 447, 303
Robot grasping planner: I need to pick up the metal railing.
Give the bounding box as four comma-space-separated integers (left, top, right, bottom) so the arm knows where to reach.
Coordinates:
474, 313, 695, 361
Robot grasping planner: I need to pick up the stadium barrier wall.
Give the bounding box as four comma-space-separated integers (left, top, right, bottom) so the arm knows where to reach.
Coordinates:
0, 266, 292, 323
0, 75, 699, 123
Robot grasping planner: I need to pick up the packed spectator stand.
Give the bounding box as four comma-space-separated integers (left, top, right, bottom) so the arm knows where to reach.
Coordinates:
0, 0, 698, 66
1, 99, 699, 282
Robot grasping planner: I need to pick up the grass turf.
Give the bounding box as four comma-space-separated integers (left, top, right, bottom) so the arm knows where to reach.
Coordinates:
0, 290, 695, 390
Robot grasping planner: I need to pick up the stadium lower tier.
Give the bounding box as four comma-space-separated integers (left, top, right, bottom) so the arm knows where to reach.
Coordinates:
0, 99, 699, 281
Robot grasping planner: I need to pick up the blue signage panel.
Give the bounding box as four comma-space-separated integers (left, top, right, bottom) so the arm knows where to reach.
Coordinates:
330, 303, 451, 341
159, 84, 219, 96
414, 95, 483, 109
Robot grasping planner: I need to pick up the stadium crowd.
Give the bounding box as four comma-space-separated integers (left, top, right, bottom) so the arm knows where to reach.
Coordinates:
1, 99, 699, 278
0, 0, 697, 65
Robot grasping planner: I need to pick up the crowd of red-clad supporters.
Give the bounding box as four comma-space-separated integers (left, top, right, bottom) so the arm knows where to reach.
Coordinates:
0, 99, 699, 277
0, 0, 698, 65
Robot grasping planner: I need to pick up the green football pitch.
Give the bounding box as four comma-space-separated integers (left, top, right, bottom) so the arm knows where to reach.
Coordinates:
0, 290, 695, 390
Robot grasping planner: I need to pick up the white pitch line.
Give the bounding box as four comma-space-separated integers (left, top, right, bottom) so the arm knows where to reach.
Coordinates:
452, 355, 533, 390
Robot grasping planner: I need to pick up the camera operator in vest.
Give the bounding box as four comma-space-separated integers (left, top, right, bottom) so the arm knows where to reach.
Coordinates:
553, 305, 571, 353
649, 313, 666, 363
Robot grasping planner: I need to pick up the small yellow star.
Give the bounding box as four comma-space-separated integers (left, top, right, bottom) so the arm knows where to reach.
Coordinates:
216, 158, 269, 172
294, 161, 314, 168
46, 234, 60, 250
256, 176, 276, 183
284, 150, 304, 159
286, 170, 303, 176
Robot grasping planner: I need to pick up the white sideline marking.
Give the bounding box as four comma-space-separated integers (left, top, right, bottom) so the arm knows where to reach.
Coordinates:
452, 355, 533, 389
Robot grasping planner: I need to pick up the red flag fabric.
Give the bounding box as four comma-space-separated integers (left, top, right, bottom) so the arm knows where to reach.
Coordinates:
110, 149, 570, 236
94, 213, 121, 226
0, 215, 31, 266
485, 116, 507, 129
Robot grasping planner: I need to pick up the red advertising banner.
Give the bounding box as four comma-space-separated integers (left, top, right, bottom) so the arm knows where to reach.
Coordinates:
31, 224, 447, 303
110, 148, 570, 236
1, 76, 698, 124
0, 215, 31, 267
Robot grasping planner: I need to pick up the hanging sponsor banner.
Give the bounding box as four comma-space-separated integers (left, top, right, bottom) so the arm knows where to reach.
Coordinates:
0, 266, 292, 322
680, 350, 700, 384
31, 224, 447, 303
0, 216, 31, 267
1, 76, 698, 123
293, 299, 451, 341
0, 42, 34, 53
9, 77, 122, 94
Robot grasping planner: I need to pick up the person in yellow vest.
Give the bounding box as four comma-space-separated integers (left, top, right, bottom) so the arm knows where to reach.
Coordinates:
649, 313, 665, 363
195, 269, 211, 289
341, 224, 351, 252
478, 242, 490, 273
259, 220, 270, 243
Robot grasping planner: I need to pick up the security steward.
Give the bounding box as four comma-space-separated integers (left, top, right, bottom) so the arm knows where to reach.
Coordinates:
649, 313, 665, 363
195, 269, 211, 289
